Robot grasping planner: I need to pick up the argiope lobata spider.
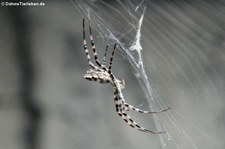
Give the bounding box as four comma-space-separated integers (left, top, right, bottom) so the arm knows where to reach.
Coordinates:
82, 19, 170, 134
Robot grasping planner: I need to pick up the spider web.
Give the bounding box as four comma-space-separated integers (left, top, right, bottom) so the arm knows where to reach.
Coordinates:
72, 0, 225, 148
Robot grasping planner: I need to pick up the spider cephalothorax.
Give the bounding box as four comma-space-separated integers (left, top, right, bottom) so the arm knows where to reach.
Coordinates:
81, 19, 170, 134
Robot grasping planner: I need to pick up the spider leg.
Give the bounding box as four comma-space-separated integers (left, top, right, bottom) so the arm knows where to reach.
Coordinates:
114, 88, 166, 134
119, 109, 166, 134
115, 103, 166, 134
83, 19, 100, 70
124, 103, 171, 114
102, 45, 108, 66
108, 43, 117, 74
89, 21, 106, 69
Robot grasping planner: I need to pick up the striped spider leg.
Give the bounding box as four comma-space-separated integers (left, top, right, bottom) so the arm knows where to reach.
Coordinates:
82, 19, 170, 134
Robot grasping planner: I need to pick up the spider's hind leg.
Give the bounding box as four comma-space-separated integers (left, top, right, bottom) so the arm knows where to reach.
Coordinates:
102, 45, 108, 66
82, 19, 100, 70
89, 21, 105, 69
108, 43, 117, 74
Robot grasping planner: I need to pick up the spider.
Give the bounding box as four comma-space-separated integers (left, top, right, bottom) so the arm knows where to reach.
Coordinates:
82, 19, 170, 134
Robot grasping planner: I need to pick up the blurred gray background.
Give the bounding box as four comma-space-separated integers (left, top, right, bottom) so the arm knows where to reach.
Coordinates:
0, 0, 225, 149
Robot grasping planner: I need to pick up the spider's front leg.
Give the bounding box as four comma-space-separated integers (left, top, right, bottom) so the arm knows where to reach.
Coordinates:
124, 103, 171, 114
119, 109, 166, 134
114, 88, 166, 134
115, 103, 166, 134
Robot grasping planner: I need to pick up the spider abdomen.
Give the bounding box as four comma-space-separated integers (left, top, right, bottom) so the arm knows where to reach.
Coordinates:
84, 69, 112, 84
